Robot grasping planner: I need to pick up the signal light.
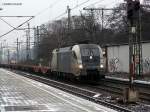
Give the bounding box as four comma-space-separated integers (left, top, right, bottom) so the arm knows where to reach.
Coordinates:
134, 0, 140, 11
127, 0, 134, 20
127, 0, 140, 20
127, 9, 133, 20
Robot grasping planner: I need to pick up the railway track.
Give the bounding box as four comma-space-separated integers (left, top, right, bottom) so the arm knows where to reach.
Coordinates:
100, 77, 150, 102
13, 71, 132, 112
7, 69, 150, 111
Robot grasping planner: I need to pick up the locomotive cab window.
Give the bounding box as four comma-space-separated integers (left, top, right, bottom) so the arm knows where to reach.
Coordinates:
81, 48, 100, 56
72, 51, 77, 59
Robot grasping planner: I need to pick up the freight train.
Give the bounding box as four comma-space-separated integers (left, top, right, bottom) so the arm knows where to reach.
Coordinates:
51, 44, 105, 80
0, 44, 105, 81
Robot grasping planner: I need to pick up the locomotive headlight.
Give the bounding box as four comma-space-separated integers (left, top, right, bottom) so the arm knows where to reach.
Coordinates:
100, 64, 104, 68
90, 56, 93, 59
78, 64, 83, 69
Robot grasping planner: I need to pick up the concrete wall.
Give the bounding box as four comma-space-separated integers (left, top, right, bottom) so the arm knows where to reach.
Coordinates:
142, 43, 150, 74
107, 45, 129, 73
107, 43, 150, 74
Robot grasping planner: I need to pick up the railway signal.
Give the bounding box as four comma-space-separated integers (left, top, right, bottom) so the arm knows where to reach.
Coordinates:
134, 0, 140, 11
126, 0, 142, 78
127, 0, 134, 20
127, 0, 140, 25
124, 0, 141, 103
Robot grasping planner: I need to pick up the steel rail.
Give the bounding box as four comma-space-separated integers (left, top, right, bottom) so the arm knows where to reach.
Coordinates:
100, 77, 150, 102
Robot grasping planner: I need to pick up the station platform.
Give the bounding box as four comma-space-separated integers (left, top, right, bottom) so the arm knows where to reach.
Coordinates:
0, 68, 116, 112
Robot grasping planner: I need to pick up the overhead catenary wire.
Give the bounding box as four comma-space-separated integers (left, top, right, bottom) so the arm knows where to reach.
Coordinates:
0, 0, 123, 39
0, 16, 34, 38
71, 0, 90, 10
54, 0, 100, 20
0, 0, 64, 39
53, 0, 91, 20
84, 0, 122, 9
0, 17, 15, 28
0, 0, 105, 38
34, 0, 64, 17
54, 0, 114, 20
84, 0, 106, 8
54, 12, 68, 20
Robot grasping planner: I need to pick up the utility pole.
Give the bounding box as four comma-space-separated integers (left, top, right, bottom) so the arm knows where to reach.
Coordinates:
16, 38, 19, 63
127, 0, 142, 79
0, 43, 3, 63
83, 8, 121, 45
33, 27, 37, 59
90, 9, 96, 43
7, 49, 10, 64
14, 39, 22, 63
36, 26, 40, 60
82, 8, 97, 43
36, 26, 40, 44
67, 6, 71, 34
67, 6, 72, 45
26, 23, 31, 61
122, 0, 140, 103
101, 8, 104, 44
127, 0, 134, 88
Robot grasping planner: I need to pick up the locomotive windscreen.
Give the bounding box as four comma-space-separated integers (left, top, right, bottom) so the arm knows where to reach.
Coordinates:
80, 46, 100, 67
81, 48, 100, 56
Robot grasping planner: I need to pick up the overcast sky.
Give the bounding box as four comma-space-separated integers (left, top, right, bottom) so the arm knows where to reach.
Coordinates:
1, 0, 141, 46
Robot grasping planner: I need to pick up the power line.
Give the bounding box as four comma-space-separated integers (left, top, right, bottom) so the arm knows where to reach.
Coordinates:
54, 12, 67, 20
84, 0, 105, 8
71, 0, 90, 10
34, 0, 64, 17
0, 17, 15, 28
54, 0, 92, 20
104, 1, 123, 8
0, 0, 64, 39
84, 0, 123, 9
0, 16, 34, 38
0, 0, 124, 39
0, 16, 33, 17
